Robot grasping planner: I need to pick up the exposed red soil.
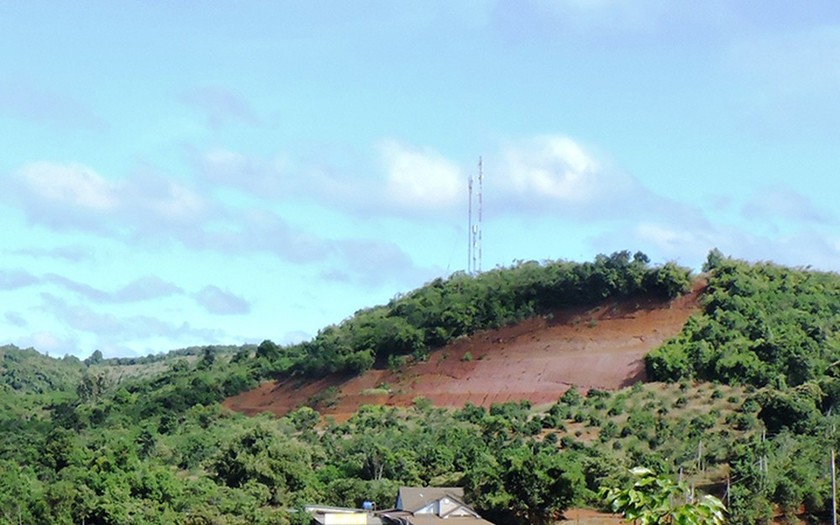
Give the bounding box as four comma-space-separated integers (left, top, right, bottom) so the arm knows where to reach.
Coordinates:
224, 284, 703, 421
560, 508, 627, 524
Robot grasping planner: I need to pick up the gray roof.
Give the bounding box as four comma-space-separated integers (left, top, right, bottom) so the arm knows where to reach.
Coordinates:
396, 487, 465, 512
380, 511, 494, 525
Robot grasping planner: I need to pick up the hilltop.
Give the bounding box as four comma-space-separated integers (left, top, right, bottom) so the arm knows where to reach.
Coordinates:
225, 282, 702, 420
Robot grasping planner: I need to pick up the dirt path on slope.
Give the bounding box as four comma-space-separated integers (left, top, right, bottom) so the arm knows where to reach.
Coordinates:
224, 285, 702, 421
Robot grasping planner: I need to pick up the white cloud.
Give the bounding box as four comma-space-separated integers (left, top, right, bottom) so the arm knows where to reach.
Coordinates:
19, 162, 118, 211
6, 162, 215, 241
11, 245, 95, 262
490, 0, 732, 44
726, 25, 840, 132
491, 135, 673, 222
589, 213, 840, 274
0, 81, 107, 131
190, 141, 468, 220
38, 292, 225, 345
43, 274, 184, 304
4, 311, 27, 328
327, 238, 439, 287
729, 26, 840, 95
742, 186, 835, 226
19, 331, 77, 356
195, 147, 288, 196
633, 223, 713, 258
126, 175, 208, 224
180, 85, 262, 128
379, 139, 466, 211
502, 135, 608, 202
0, 269, 39, 290
193, 285, 251, 315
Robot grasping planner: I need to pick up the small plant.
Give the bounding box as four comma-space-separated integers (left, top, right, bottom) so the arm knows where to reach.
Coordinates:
740, 397, 760, 413
307, 386, 339, 409
412, 396, 433, 412
461, 351, 473, 362
387, 354, 405, 371
588, 388, 611, 399
561, 387, 582, 406
600, 420, 619, 440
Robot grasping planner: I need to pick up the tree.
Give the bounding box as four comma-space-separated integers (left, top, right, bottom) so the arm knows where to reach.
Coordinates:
84, 349, 104, 367
601, 467, 725, 525
211, 424, 318, 506
255, 339, 281, 361
465, 445, 582, 525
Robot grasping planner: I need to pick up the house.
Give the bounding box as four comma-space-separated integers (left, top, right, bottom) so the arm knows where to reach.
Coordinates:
378, 487, 495, 525
306, 487, 495, 525
305, 505, 383, 525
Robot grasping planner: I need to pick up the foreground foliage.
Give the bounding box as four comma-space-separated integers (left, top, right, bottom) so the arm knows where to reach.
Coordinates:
601, 467, 725, 525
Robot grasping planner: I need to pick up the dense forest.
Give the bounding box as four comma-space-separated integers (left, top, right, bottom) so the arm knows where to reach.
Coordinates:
3, 251, 840, 524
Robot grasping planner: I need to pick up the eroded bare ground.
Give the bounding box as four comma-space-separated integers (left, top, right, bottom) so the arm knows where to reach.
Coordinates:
223, 284, 703, 421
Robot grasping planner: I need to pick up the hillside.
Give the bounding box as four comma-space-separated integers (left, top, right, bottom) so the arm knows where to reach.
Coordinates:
225, 283, 702, 420
5, 252, 840, 524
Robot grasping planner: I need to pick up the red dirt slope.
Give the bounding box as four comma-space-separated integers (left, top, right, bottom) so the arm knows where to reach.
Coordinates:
224, 285, 702, 421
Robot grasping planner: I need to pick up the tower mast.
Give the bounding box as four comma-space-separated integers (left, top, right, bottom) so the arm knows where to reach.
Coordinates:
468, 170, 473, 273
467, 157, 483, 275
478, 156, 483, 274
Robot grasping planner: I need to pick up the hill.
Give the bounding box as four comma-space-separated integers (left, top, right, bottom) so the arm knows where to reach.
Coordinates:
225, 282, 702, 420
4, 251, 840, 524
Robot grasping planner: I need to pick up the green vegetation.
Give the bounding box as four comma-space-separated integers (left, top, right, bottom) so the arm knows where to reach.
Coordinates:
647, 252, 840, 388
277, 251, 692, 378
8, 250, 840, 523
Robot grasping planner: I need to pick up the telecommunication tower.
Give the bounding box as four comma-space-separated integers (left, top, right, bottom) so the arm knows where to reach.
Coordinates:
468, 157, 483, 275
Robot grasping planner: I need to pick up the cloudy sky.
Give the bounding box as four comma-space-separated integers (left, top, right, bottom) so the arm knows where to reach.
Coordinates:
2, 2, 840, 358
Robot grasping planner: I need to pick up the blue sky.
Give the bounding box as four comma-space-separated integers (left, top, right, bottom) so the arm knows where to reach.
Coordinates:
2, 1, 840, 358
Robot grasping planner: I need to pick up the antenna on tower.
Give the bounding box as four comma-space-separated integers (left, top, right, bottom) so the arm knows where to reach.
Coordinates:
468, 170, 473, 274
478, 156, 483, 274
467, 157, 483, 275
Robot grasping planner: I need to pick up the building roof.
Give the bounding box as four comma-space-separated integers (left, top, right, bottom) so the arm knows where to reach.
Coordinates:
380, 511, 494, 525
395, 487, 465, 513
392, 516, 495, 525
305, 487, 494, 525
305, 505, 383, 525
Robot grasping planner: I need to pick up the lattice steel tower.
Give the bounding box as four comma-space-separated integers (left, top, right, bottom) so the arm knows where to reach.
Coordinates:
468, 157, 483, 275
